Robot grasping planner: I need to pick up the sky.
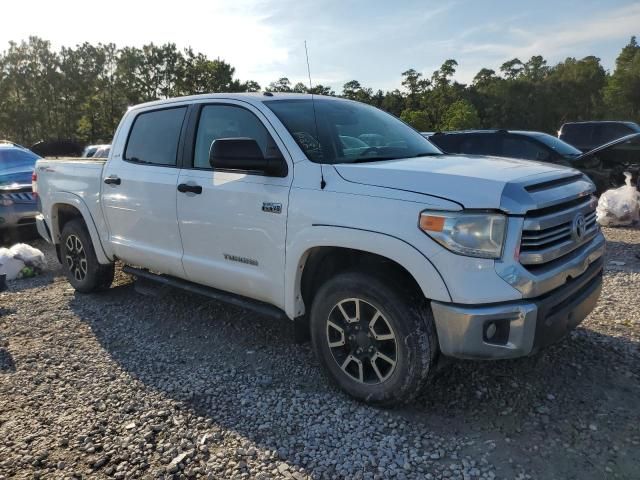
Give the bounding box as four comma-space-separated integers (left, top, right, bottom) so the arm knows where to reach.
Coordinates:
2, 0, 639, 92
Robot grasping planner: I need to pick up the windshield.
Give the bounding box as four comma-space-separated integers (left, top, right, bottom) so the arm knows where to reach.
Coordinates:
265, 98, 442, 164
532, 133, 582, 157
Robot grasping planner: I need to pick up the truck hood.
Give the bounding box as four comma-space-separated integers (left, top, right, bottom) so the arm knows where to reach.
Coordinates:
334, 154, 574, 209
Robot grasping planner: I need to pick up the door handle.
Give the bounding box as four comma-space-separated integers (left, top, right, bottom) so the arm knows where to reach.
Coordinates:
104, 176, 121, 185
177, 183, 202, 194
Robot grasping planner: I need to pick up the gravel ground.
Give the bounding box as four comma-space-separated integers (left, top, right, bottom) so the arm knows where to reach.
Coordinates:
0, 227, 638, 480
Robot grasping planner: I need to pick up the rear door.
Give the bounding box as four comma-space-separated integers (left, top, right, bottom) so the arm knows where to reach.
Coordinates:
176, 101, 292, 308
101, 106, 188, 277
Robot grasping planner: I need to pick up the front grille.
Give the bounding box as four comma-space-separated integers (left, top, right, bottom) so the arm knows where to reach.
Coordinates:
519, 195, 598, 267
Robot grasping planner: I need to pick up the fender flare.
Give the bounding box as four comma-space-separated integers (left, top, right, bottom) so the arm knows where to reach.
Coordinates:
47, 192, 112, 265
284, 224, 451, 319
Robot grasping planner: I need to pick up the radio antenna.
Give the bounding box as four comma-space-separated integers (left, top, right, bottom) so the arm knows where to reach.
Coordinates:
305, 41, 326, 189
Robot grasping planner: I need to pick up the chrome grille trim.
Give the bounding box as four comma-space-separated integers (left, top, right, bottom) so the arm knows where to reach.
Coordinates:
519, 192, 598, 267
497, 169, 604, 298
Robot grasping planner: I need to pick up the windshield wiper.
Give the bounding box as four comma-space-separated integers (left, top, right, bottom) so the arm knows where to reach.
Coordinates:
412, 152, 441, 157
349, 156, 403, 163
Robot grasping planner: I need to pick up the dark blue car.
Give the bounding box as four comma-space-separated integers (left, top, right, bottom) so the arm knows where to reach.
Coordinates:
0, 141, 40, 232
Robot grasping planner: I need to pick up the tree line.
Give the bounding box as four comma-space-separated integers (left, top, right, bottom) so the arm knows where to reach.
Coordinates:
0, 36, 639, 146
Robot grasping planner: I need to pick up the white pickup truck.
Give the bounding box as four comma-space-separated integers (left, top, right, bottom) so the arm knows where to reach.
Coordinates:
35, 93, 605, 405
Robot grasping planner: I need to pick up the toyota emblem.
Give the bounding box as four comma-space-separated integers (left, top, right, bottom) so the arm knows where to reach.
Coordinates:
572, 214, 587, 241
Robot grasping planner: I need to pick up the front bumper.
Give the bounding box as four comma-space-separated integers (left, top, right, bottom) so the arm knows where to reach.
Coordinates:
431, 257, 603, 359
36, 214, 53, 243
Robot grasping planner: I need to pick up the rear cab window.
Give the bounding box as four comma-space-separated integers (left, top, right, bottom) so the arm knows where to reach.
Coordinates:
124, 107, 187, 166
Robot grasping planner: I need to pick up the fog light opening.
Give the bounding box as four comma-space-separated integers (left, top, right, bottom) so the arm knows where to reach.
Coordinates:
483, 318, 511, 345
486, 322, 497, 339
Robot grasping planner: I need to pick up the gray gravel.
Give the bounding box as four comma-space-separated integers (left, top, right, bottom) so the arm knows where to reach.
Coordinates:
0, 227, 639, 479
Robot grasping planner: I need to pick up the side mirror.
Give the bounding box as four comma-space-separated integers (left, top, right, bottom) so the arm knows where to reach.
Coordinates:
209, 138, 287, 177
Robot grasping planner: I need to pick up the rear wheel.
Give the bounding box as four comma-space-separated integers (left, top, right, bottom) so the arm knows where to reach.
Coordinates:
60, 219, 114, 293
310, 271, 437, 406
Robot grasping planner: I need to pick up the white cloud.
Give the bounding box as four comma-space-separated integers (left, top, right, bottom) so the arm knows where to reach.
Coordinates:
461, 3, 640, 60
1, 0, 637, 92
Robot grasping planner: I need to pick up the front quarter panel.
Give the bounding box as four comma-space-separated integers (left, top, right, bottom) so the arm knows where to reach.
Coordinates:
284, 171, 456, 318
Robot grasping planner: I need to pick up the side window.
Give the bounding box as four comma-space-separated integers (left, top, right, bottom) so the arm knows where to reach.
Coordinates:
429, 135, 461, 153
193, 105, 277, 169
501, 136, 550, 161
596, 124, 632, 144
459, 134, 499, 156
124, 107, 187, 166
562, 125, 591, 147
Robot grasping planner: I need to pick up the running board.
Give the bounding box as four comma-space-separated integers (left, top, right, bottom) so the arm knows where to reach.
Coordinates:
122, 266, 288, 320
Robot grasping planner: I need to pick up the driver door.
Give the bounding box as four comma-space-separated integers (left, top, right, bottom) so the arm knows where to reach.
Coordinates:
176, 101, 293, 308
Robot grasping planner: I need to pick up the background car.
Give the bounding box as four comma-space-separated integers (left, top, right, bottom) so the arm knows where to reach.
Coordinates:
0, 141, 40, 237
92, 145, 111, 159
558, 121, 640, 152
573, 133, 640, 193
424, 129, 639, 194
424, 129, 582, 165
82, 144, 110, 158
31, 139, 83, 158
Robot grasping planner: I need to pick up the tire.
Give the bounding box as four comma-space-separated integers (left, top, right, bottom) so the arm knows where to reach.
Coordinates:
310, 271, 437, 407
60, 219, 114, 293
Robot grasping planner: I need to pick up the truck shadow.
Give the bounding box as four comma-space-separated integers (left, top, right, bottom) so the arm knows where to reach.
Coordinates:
67, 274, 639, 479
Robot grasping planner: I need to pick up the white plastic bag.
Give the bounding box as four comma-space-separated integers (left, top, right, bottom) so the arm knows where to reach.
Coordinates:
0, 243, 46, 280
596, 172, 640, 227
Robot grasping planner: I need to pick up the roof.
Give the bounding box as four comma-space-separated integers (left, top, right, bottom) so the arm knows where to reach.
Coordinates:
128, 92, 344, 111
0, 141, 28, 150
424, 129, 548, 136
560, 120, 640, 126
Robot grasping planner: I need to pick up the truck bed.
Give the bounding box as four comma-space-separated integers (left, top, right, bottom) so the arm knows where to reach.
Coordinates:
35, 158, 107, 241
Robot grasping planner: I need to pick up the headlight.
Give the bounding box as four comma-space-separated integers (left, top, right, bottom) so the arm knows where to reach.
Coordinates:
0, 197, 13, 207
420, 211, 507, 259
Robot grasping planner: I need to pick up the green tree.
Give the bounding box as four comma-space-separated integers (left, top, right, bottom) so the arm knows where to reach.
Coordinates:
267, 77, 292, 92
342, 80, 373, 103
400, 109, 431, 131
439, 99, 480, 130
604, 36, 640, 121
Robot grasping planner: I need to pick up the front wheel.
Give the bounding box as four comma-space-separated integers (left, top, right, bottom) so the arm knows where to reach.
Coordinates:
310, 272, 437, 406
60, 219, 114, 293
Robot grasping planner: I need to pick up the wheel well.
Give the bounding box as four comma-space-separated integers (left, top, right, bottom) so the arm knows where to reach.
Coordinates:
299, 247, 423, 315
53, 204, 84, 242
51, 204, 84, 262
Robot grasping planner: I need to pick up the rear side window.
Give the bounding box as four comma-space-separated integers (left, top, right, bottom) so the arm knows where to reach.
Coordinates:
458, 134, 499, 156
593, 123, 633, 145
124, 107, 187, 166
428, 134, 462, 153
560, 124, 592, 147
501, 136, 550, 161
